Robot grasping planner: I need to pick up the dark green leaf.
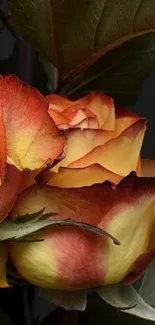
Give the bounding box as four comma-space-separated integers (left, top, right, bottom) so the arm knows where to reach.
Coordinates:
140, 260, 155, 307
8, 0, 55, 64
96, 283, 155, 321
8, 0, 155, 81
14, 208, 57, 223
79, 293, 154, 325
0, 218, 120, 243
62, 32, 155, 106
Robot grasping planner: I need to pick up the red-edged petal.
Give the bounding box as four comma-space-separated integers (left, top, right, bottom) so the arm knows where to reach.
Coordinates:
0, 75, 63, 170
0, 104, 6, 179
115, 106, 141, 134
9, 173, 155, 289
70, 119, 146, 176
123, 249, 155, 285
141, 159, 155, 177
0, 165, 22, 222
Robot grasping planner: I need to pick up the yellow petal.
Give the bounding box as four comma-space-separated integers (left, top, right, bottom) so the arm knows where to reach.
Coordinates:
70, 119, 146, 176
10, 173, 155, 289
75, 92, 115, 130
53, 128, 118, 172
0, 75, 63, 170
0, 244, 9, 288
47, 164, 122, 188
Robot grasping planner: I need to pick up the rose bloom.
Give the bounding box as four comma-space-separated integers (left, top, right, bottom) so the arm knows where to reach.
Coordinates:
0, 75, 63, 222
1, 77, 155, 308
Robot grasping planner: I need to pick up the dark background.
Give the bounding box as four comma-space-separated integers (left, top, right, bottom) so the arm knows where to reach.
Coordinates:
1, 0, 155, 324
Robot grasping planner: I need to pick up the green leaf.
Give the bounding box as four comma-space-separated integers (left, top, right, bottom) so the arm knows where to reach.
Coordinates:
8, 0, 155, 81
60, 32, 155, 106
8, 0, 55, 64
0, 218, 120, 243
96, 283, 155, 321
80, 293, 154, 325
14, 208, 57, 223
40, 288, 87, 311
139, 260, 155, 307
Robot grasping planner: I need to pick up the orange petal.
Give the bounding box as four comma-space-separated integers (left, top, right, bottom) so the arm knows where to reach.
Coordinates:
70, 119, 146, 176
69, 109, 87, 126
0, 104, 6, 179
0, 165, 22, 222
47, 94, 72, 112
115, 106, 141, 135
141, 159, 155, 177
63, 104, 94, 119
48, 103, 95, 129
52, 128, 119, 172
0, 244, 9, 288
75, 92, 115, 130
48, 109, 70, 126
0, 75, 63, 170
10, 173, 155, 289
45, 165, 122, 188
136, 157, 142, 177
73, 117, 99, 129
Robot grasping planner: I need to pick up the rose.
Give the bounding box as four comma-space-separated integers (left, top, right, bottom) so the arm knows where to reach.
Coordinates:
0, 75, 63, 223
41, 92, 144, 188
7, 91, 155, 309
0, 75, 63, 288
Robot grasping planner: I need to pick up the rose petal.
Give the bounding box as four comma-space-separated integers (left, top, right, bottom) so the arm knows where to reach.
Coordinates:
0, 75, 63, 170
141, 159, 155, 177
75, 92, 115, 130
48, 109, 70, 126
48, 101, 95, 129
65, 104, 94, 118
70, 119, 146, 176
52, 128, 119, 172
69, 109, 87, 126
0, 244, 9, 288
115, 106, 141, 134
73, 117, 99, 129
10, 173, 155, 289
46, 164, 122, 188
101, 107, 141, 143
47, 94, 72, 112
0, 104, 6, 179
0, 165, 22, 222
58, 123, 71, 130
123, 249, 155, 285
136, 157, 142, 176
